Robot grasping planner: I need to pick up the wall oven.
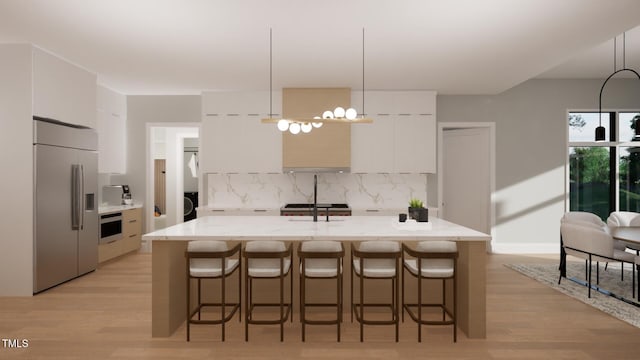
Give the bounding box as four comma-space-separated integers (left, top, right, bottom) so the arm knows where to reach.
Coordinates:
100, 212, 122, 244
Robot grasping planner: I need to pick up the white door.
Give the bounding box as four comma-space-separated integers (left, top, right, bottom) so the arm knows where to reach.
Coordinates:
442, 128, 490, 234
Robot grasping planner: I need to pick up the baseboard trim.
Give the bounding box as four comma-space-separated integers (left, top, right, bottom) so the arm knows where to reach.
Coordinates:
491, 242, 560, 254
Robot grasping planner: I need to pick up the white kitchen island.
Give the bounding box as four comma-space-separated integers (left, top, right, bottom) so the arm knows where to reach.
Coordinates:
143, 216, 491, 339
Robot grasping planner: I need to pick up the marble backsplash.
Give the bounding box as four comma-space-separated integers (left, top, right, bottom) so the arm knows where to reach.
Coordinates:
206, 173, 427, 209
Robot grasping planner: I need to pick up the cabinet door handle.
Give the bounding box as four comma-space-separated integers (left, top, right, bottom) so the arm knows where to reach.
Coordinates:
129, 234, 137, 238
128, 219, 137, 223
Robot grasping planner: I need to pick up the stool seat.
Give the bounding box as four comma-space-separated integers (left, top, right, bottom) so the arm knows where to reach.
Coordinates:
352, 261, 396, 278
248, 259, 291, 277
191, 259, 240, 277
403, 259, 453, 278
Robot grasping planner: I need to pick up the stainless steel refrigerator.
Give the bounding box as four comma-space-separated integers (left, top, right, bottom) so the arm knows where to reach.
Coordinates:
33, 117, 99, 293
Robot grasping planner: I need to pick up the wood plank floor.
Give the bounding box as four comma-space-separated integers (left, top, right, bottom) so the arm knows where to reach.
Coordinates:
1, 253, 639, 359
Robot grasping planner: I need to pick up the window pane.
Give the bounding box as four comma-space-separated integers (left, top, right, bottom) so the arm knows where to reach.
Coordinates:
619, 145, 640, 212
569, 147, 610, 220
618, 112, 640, 143
569, 113, 610, 142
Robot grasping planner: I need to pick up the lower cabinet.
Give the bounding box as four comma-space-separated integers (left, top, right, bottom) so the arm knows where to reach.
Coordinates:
98, 207, 142, 263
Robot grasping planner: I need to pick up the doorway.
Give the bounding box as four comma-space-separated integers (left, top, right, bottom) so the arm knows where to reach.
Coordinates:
146, 124, 200, 235
438, 123, 495, 251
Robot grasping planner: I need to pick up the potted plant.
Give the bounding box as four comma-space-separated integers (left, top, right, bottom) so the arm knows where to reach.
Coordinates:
408, 198, 429, 222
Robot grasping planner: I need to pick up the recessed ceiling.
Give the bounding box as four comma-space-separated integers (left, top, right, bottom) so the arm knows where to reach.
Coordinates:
1, 0, 639, 95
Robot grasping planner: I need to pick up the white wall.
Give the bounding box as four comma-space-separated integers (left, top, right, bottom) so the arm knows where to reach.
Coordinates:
0, 44, 34, 295
437, 78, 640, 253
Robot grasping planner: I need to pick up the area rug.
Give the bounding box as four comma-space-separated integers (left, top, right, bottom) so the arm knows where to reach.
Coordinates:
506, 262, 640, 328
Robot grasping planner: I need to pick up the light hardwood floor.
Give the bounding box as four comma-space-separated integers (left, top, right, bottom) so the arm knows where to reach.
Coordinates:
1, 253, 638, 359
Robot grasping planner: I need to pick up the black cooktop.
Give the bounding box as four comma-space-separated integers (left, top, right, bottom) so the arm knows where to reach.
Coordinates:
283, 203, 349, 209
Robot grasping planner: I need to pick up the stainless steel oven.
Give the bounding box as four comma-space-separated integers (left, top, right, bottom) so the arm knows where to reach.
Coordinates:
100, 212, 122, 244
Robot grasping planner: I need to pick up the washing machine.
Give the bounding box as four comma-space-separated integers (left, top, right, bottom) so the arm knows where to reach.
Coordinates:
184, 192, 198, 222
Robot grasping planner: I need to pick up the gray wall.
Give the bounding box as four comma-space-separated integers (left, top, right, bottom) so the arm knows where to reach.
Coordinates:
437, 78, 640, 252
0, 44, 33, 295
111, 95, 201, 228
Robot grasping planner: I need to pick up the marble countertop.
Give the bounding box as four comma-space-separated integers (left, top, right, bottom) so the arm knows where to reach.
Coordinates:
142, 215, 491, 242
99, 203, 143, 214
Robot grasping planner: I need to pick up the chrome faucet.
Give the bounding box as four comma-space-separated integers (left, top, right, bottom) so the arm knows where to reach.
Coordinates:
313, 174, 318, 222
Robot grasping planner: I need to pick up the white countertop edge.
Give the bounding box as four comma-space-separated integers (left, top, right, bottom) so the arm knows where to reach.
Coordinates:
99, 204, 143, 214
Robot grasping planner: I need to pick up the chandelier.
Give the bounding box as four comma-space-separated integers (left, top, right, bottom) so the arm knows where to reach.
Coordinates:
263, 28, 372, 134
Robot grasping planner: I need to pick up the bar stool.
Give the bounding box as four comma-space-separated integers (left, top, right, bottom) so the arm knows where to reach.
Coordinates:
298, 240, 345, 342
185, 240, 241, 341
350, 241, 401, 342
401, 241, 458, 342
243, 240, 293, 342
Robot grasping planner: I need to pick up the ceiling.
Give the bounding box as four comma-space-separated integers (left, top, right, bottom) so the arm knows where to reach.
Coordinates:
1, 0, 640, 95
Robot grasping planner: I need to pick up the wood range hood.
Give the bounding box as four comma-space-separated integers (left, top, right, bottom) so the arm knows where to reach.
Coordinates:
282, 88, 351, 173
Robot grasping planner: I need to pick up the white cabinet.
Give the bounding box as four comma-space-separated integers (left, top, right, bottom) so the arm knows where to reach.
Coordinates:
33, 48, 97, 128
351, 91, 436, 173
201, 91, 282, 173
96, 86, 126, 174
394, 115, 436, 173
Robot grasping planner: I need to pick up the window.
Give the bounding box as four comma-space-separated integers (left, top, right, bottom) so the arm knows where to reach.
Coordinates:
568, 111, 640, 219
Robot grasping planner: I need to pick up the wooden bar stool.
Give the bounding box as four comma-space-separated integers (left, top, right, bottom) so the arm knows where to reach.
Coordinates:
401, 241, 458, 342
185, 240, 241, 341
298, 240, 345, 342
350, 241, 401, 342
243, 240, 293, 342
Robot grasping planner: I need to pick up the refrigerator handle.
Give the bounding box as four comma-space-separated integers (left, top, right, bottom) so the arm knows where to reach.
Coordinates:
71, 164, 81, 230
80, 164, 85, 230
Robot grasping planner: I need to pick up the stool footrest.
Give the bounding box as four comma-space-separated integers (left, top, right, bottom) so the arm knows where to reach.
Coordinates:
247, 303, 291, 325
189, 303, 240, 325
403, 303, 454, 325
352, 303, 398, 325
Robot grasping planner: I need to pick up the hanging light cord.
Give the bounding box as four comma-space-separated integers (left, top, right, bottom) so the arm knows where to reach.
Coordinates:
269, 28, 273, 118
362, 28, 365, 119
598, 32, 640, 138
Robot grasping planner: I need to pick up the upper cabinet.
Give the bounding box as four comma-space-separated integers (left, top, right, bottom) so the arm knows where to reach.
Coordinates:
201, 91, 282, 173
96, 85, 127, 174
32, 48, 97, 128
351, 91, 436, 173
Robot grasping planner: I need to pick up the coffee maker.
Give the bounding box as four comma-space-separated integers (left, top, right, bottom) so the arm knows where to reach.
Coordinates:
121, 185, 132, 205
102, 185, 132, 206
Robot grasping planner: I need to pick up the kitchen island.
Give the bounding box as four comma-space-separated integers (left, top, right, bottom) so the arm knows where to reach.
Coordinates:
143, 216, 491, 339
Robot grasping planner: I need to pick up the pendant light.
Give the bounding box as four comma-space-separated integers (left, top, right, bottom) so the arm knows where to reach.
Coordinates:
597, 32, 640, 141
262, 28, 373, 133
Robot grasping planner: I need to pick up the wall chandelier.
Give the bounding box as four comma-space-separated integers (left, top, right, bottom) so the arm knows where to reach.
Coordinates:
262, 28, 372, 134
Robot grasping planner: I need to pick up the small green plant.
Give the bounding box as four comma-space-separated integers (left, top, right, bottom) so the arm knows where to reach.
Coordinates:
408, 198, 424, 208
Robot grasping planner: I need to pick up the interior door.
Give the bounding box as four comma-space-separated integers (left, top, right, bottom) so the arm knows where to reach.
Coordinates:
442, 128, 490, 234
34, 144, 78, 292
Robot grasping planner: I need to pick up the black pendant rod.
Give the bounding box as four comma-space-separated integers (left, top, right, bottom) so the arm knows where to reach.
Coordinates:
362, 27, 365, 118
269, 27, 273, 118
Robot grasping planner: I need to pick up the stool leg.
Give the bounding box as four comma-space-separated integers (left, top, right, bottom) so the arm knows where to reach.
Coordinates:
401, 264, 405, 323
301, 264, 306, 342
393, 268, 400, 342
337, 257, 341, 342
245, 271, 249, 342
221, 272, 226, 341
350, 263, 354, 323
186, 276, 190, 341
360, 258, 364, 342
442, 278, 446, 322
418, 272, 422, 342
197, 278, 202, 320
280, 264, 284, 342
